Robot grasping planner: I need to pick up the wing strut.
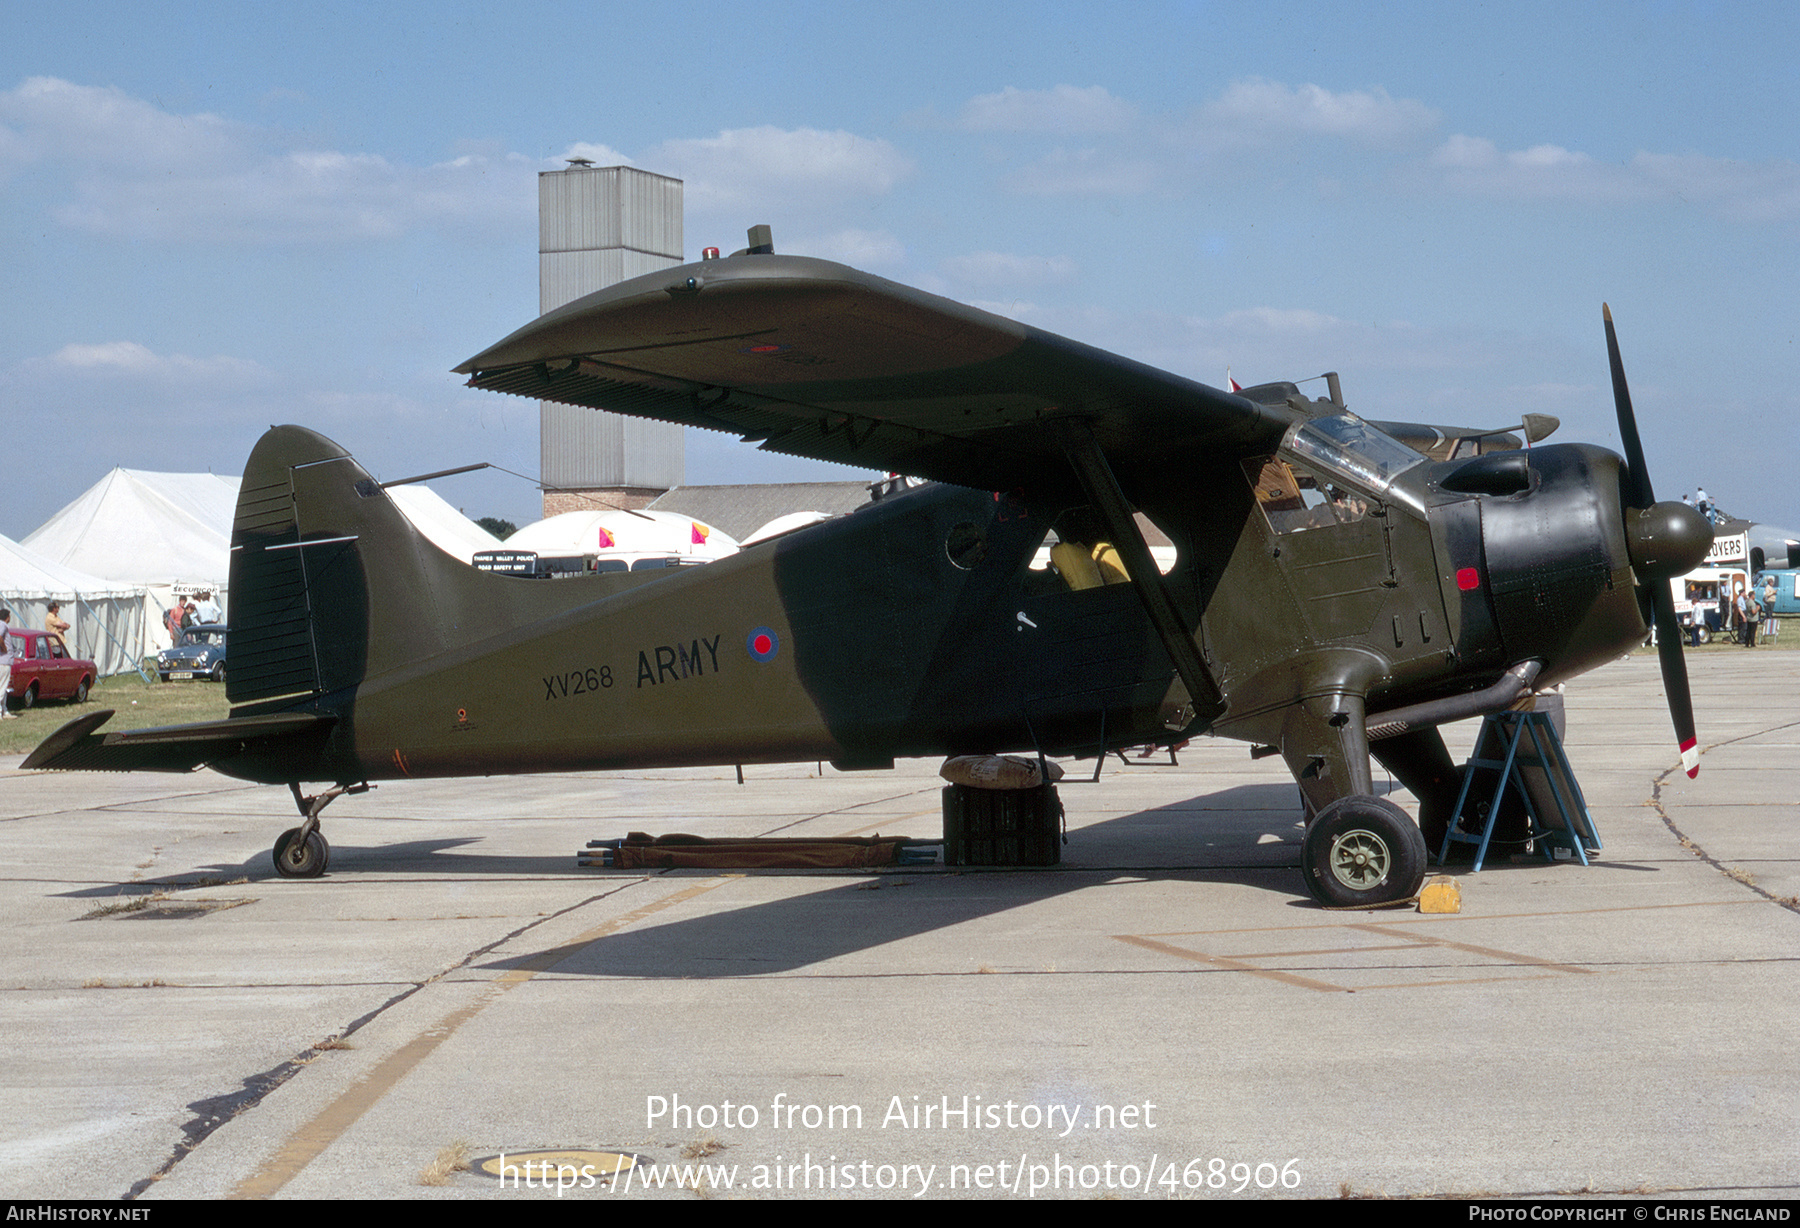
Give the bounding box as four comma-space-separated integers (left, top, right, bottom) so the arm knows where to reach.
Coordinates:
1058, 421, 1226, 730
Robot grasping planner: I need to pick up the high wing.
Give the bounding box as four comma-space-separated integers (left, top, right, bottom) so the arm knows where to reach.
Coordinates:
455, 253, 1294, 493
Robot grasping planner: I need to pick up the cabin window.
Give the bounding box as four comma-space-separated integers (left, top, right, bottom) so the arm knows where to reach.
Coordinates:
944, 521, 988, 570
1026, 507, 1178, 592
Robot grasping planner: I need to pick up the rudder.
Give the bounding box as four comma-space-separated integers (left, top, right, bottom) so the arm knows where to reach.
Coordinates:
227, 426, 451, 706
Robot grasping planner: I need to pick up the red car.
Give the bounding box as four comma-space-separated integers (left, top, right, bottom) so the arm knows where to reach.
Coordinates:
7, 628, 96, 707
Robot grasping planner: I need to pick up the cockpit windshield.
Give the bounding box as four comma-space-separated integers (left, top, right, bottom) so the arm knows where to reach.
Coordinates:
1284, 413, 1427, 514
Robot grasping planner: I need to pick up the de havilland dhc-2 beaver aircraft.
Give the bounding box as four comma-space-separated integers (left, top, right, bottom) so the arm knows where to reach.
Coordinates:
25, 229, 1713, 906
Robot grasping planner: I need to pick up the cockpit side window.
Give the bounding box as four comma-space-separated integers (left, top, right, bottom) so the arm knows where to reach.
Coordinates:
1243, 456, 1369, 535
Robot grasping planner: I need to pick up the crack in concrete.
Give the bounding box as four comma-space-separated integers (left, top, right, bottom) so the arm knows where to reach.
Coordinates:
121, 875, 657, 1199
1649, 717, 1800, 916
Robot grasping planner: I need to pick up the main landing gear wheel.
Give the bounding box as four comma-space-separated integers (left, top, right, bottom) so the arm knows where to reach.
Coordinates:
1301, 795, 1427, 908
273, 827, 330, 878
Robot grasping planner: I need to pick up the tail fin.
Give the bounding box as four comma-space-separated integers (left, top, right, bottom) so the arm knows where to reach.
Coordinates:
27, 426, 504, 781
228, 425, 472, 705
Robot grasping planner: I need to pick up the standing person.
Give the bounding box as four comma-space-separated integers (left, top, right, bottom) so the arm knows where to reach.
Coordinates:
0, 609, 14, 719
165, 600, 184, 646
45, 602, 71, 654
193, 590, 221, 624
1737, 584, 1759, 647
1764, 576, 1780, 643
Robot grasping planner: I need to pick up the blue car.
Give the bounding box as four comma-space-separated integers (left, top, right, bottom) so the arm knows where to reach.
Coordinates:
157, 624, 227, 682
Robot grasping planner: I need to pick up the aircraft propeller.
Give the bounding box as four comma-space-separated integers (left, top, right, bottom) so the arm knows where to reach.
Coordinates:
1604, 304, 1711, 778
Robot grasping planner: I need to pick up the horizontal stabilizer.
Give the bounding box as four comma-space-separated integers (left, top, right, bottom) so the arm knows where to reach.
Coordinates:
22, 710, 337, 775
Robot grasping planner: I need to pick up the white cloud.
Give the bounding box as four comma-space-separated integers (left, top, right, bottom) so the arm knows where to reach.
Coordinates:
0, 76, 247, 175
1631, 151, 1800, 223
1429, 133, 1499, 170
1208, 306, 1345, 335
976, 301, 1587, 415
939, 250, 1076, 288
1004, 146, 1161, 196
1427, 134, 1800, 221
1, 77, 534, 242
40, 340, 267, 382
1200, 79, 1440, 147
787, 228, 908, 267
967, 78, 1439, 196
959, 85, 1137, 134
645, 126, 913, 213
558, 142, 633, 168
1427, 134, 1626, 201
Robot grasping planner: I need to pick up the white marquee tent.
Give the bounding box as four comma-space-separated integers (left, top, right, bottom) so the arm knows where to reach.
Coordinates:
23, 468, 507, 669
26, 469, 238, 584
505, 509, 739, 565
384, 484, 506, 563
24, 469, 238, 655
0, 534, 146, 677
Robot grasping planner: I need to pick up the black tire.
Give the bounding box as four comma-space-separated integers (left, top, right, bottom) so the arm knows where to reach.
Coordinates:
19, 683, 37, 710
273, 827, 330, 878
210, 662, 225, 683
73, 678, 90, 704
1301, 795, 1427, 907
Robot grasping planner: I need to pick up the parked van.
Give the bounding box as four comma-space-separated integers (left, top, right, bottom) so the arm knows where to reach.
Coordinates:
1754, 568, 1800, 616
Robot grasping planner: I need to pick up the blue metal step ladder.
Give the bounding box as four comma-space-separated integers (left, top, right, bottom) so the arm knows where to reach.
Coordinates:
1439, 710, 1602, 871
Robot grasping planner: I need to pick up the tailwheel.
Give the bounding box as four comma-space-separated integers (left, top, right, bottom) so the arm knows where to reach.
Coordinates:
1301, 795, 1426, 907
273, 827, 330, 878
276, 781, 367, 879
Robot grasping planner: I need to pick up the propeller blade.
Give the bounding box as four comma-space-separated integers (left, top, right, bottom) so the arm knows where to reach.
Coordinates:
1607, 304, 1698, 776
1604, 303, 1655, 508
1651, 588, 1700, 778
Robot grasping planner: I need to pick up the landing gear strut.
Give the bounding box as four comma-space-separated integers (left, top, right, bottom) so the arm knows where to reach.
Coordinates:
272, 782, 369, 879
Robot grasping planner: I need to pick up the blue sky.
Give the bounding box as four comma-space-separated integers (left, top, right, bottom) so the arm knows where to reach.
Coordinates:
4, 1, 1796, 538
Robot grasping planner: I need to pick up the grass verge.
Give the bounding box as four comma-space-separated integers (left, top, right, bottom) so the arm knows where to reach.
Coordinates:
2, 674, 230, 756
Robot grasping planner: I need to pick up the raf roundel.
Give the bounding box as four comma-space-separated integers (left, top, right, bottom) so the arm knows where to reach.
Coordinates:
746, 627, 780, 663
